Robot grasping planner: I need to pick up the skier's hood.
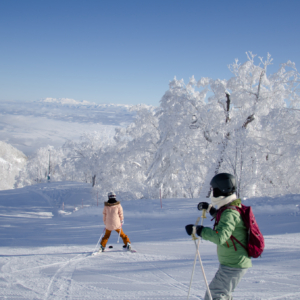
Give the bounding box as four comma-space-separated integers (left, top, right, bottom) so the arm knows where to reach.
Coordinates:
104, 201, 120, 207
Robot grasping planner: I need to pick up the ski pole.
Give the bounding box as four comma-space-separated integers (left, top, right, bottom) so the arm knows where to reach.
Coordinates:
187, 210, 213, 300
93, 227, 105, 252
117, 223, 122, 243
194, 209, 212, 300
187, 217, 201, 300
194, 239, 212, 300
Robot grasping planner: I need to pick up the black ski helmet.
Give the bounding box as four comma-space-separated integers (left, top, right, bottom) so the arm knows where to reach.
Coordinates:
210, 173, 236, 197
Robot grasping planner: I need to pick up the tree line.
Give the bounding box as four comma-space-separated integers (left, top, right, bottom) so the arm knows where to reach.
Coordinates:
16, 53, 300, 201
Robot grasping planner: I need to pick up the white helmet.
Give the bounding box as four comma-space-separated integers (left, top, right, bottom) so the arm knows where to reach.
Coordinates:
108, 191, 116, 199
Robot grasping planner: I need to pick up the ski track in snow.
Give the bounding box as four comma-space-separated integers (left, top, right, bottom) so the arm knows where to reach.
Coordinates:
44, 252, 89, 300
0, 182, 300, 299
137, 252, 201, 299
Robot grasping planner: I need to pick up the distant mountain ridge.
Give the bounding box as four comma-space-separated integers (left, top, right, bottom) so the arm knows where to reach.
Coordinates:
41, 97, 96, 106
1, 99, 134, 124
37, 97, 133, 109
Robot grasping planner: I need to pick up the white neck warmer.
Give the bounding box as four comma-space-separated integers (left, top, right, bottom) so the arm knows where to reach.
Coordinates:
210, 193, 237, 209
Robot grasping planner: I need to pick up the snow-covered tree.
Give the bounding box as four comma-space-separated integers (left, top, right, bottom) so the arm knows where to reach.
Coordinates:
148, 52, 300, 198
94, 105, 160, 200
146, 77, 211, 198
0, 141, 27, 190
15, 146, 64, 187
59, 131, 113, 184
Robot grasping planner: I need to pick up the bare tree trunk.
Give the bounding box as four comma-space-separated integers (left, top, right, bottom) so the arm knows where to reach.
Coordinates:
92, 175, 96, 187
200, 88, 257, 198
199, 136, 230, 199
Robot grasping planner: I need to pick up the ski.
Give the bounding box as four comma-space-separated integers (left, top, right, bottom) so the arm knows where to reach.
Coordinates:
91, 247, 136, 255
129, 249, 137, 253
122, 248, 137, 253
122, 244, 136, 252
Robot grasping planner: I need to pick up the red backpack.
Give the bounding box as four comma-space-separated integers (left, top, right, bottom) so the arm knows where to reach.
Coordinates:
214, 204, 265, 258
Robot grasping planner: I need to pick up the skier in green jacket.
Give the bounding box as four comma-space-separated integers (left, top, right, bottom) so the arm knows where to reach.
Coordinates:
186, 173, 251, 300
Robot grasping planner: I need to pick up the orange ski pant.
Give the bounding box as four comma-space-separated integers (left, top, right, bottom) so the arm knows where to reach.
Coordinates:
100, 228, 131, 248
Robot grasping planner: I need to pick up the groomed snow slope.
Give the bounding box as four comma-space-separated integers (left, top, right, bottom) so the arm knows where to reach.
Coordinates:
0, 182, 299, 299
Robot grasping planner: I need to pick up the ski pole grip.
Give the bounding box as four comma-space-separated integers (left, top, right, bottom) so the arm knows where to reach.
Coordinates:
191, 217, 201, 241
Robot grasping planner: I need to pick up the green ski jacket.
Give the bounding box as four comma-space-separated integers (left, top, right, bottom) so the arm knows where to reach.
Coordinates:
201, 199, 252, 269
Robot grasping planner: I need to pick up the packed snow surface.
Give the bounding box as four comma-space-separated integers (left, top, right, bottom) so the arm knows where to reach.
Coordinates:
0, 181, 299, 299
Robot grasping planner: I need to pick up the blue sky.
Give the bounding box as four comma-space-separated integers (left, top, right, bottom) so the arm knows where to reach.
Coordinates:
0, 0, 299, 106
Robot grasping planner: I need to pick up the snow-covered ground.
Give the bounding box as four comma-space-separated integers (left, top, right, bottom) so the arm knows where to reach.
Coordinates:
0, 99, 135, 155
0, 181, 299, 299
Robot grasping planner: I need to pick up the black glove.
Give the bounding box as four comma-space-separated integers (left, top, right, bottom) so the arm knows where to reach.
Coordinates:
185, 224, 204, 237
197, 202, 218, 218
197, 202, 209, 210
209, 206, 218, 218
185, 224, 194, 235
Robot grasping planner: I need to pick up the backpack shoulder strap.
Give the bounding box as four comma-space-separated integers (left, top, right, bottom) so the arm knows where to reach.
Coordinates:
230, 235, 247, 251
214, 205, 240, 228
